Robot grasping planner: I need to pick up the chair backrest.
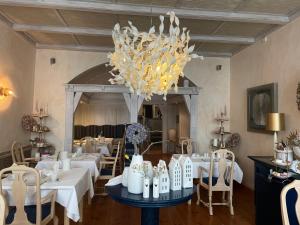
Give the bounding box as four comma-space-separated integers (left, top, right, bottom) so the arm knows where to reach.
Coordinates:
0, 193, 6, 225
209, 149, 235, 190
181, 139, 193, 155
11, 142, 25, 164
0, 164, 42, 225
112, 142, 121, 177
281, 180, 300, 225
84, 137, 96, 153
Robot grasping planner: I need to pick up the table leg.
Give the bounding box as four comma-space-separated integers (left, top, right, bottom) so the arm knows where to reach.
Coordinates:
79, 199, 84, 222
141, 208, 159, 225
64, 208, 70, 225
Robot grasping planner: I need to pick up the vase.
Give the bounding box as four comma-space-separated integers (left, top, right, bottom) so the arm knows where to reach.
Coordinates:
293, 146, 300, 160
128, 154, 144, 194
122, 167, 129, 187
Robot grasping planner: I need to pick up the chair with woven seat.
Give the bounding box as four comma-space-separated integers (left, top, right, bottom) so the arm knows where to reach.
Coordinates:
197, 149, 235, 216
96, 142, 120, 195
0, 164, 58, 225
11, 142, 35, 166
0, 193, 7, 225
281, 180, 300, 225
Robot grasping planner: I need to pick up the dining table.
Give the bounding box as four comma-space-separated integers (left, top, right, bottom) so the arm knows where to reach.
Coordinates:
1, 167, 94, 225
35, 153, 101, 182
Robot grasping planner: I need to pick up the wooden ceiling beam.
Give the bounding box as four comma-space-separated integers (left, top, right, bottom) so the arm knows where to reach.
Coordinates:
13, 24, 255, 44
36, 43, 232, 57
0, 0, 290, 24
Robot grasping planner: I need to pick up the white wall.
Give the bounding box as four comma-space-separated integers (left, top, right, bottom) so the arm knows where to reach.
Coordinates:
231, 17, 300, 189
0, 21, 36, 153
34, 50, 108, 151
184, 57, 231, 153
34, 50, 231, 152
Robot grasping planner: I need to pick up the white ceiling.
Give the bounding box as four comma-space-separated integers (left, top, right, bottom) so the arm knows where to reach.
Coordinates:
0, 0, 299, 57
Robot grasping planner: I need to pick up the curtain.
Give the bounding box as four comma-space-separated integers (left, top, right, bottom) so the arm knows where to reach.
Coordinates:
74, 102, 129, 126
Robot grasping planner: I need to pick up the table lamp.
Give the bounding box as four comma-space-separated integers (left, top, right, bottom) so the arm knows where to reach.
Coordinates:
266, 113, 285, 151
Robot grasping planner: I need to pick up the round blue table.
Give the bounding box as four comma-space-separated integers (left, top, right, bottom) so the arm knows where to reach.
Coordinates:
106, 184, 195, 225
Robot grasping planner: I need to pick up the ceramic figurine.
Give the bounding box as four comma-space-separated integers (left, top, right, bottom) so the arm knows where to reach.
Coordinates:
158, 160, 170, 193
179, 155, 193, 188
122, 167, 129, 187
169, 157, 182, 191
143, 177, 150, 198
153, 175, 160, 198
143, 161, 153, 184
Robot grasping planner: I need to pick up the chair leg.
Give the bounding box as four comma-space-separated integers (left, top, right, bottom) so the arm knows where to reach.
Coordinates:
196, 183, 200, 205
209, 192, 213, 216
229, 190, 234, 215
53, 216, 59, 225
222, 191, 226, 202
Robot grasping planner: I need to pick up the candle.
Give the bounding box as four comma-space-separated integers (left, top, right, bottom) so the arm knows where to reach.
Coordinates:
143, 177, 150, 198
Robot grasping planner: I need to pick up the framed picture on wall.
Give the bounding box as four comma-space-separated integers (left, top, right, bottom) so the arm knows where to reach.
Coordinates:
247, 83, 278, 133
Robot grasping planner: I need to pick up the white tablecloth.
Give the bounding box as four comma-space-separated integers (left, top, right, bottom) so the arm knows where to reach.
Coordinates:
2, 168, 94, 222
191, 158, 243, 183
36, 153, 100, 180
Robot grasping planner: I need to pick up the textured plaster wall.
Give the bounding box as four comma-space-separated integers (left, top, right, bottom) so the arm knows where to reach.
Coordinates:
184, 57, 231, 153
33, 50, 108, 151
0, 21, 36, 153
231, 17, 300, 189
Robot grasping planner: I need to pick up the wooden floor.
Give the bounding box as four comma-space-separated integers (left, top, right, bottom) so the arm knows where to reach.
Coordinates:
57, 147, 255, 225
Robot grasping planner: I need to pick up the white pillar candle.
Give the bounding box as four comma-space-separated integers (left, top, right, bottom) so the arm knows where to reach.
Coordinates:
153, 176, 159, 198
35, 152, 40, 161
62, 158, 71, 171
143, 177, 150, 198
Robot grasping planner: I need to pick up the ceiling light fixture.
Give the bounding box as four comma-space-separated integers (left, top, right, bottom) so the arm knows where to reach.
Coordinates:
108, 12, 201, 100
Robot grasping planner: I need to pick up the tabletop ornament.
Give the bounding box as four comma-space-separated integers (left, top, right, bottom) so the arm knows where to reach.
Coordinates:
168, 157, 182, 191
152, 170, 160, 199
178, 155, 193, 188
158, 160, 170, 194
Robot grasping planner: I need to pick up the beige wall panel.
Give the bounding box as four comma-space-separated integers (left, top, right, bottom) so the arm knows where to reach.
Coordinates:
0, 20, 36, 153
200, 43, 243, 53
29, 32, 76, 45
76, 35, 113, 47
215, 22, 273, 37
231, 16, 300, 189
237, 0, 300, 14
0, 6, 64, 26
59, 10, 118, 29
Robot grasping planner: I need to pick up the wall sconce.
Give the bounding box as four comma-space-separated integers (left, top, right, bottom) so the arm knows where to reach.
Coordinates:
0, 86, 14, 98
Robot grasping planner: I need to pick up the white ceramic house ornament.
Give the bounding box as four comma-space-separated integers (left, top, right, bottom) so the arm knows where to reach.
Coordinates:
179, 155, 193, 188
168, 157, 182, 191
157, 160, 170, 194
153, 175, 160, 198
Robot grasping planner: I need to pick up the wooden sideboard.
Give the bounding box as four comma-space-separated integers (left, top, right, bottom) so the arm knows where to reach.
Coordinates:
249, 156, 300, 225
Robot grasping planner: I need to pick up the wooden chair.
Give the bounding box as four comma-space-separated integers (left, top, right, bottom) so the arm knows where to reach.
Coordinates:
11, 142, 35, 166
81, 137, 97, 153
281, 180, 300, 225
112, 138, 125, 172
197, 149, 235, 216
181, 139, 193, 155
0, 164, 58, 225
96, 142, 120, 195
0, 193, 7, 225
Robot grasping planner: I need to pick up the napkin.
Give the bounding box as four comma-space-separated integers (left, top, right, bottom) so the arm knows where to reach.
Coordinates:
105, 175, 122, 186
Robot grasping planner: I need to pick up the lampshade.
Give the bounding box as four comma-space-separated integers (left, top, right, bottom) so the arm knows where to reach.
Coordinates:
266, 113, 285, 132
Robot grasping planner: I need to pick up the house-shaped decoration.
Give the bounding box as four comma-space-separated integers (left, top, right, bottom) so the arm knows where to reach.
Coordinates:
168, 157, 182, 191
179, 155, 193, 188
157, 160, 170, 194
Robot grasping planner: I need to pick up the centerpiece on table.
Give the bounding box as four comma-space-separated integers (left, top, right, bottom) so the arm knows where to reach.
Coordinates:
125, 123, 148, 194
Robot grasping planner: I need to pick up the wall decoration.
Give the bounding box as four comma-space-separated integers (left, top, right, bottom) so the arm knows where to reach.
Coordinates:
247, 83, 278, 133
297, 82, 300, 110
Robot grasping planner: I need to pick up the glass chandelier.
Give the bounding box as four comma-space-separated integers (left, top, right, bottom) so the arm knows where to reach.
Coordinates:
108, 12, 201, 100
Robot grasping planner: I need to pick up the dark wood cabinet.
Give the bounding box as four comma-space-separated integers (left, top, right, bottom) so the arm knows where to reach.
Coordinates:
249, 156, 299, 225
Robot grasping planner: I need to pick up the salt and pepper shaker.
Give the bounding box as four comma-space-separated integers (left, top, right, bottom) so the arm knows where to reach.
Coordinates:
143, 177, 150, 198
153, 176, 159, 198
